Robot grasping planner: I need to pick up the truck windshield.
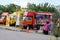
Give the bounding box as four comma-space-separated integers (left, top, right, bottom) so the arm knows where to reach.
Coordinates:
26, 16, 32, 20
23, 16, 32, 20
10, 16, 16, 19
0, 16, 5, 19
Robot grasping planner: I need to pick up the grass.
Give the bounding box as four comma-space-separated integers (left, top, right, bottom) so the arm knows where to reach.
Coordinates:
0, 24, 5, 26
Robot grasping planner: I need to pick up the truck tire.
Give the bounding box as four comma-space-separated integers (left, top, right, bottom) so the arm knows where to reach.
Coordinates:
36, 24, 40, 30
23, 25, 27, 29
29, 24, 33, 30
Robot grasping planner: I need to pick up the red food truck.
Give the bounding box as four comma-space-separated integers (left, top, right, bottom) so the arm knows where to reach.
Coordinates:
20, 11, 53, 30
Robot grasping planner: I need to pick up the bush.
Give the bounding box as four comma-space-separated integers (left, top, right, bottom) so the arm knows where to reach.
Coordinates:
54, 26, 60, 37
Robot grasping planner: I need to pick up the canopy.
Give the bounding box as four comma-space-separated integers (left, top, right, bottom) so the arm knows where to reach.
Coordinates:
36, 12, 53, 15
36, 14, 44, 19
1, 12, 9, 16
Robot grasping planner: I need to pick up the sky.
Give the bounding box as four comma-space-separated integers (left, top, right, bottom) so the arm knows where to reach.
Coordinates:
0, 0, 60, 8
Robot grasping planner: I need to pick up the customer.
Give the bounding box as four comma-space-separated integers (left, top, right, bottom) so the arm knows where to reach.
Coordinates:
43, 21, 50, 35
49, 21, 54, 35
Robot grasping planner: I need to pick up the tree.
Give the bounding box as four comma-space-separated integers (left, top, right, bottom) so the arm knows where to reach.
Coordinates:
0, 4, 21, 13
7, 4, 21, 12
44, 3, 48, 8
27, 2, 57, 13
27, 3, 37, 11
0, 5, 6, 14
0, 4, 21, 15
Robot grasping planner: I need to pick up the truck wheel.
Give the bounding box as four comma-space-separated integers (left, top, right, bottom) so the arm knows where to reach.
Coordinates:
29, 24, 33, 30
36, 24, 40, 30
23, 25, 27, 29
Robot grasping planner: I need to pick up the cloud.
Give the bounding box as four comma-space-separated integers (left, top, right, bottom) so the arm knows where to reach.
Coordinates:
12, 0, 29, 8
20, 2, 28, 8
12, 0, 38, 8
1, 0, 60, 8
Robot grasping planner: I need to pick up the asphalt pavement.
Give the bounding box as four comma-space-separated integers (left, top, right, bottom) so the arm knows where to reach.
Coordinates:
0, 29, 58, 40
0, 26, 60, 40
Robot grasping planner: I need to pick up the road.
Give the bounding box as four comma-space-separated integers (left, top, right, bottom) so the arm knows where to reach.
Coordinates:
0, 29, 59, 40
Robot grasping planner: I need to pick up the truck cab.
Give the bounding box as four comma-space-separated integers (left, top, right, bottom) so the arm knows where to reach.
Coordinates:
20, 12, 35, 29
0, 12, 16, 26
0, 12, 9, 24
0, 15, 6, 24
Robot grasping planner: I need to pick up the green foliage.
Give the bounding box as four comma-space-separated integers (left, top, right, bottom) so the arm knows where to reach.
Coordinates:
7, 4, 21, 12
27, 2, 60, 22
27, 2, 58, 13
0, 4, 21, 15
54, 27, 60, 37
27, 3, 37, 11
0, 5, 5, 13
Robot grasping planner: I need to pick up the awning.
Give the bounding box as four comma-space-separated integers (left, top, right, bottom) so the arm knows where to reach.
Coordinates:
1, 12, 9, 16
36, 14, 44, 19
36, 12, 53, 15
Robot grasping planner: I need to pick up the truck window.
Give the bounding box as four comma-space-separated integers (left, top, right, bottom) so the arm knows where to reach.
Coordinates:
23, 16, 32, 20
23, 16, 26, 20
0, 16, 5, 19
26, 16, 32, 20
10, 16, 16, 19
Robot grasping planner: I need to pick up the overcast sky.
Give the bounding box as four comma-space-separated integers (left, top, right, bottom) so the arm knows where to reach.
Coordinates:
0, 0, 60, 8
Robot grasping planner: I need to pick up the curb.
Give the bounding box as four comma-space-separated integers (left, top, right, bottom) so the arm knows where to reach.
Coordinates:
0, 26, 21, 32
0, 26, 43, 34
0, 26, 37, 33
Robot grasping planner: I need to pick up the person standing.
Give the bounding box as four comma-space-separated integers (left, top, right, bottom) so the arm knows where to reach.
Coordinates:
43, 21, 50, 35
49, 21, 54, 35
